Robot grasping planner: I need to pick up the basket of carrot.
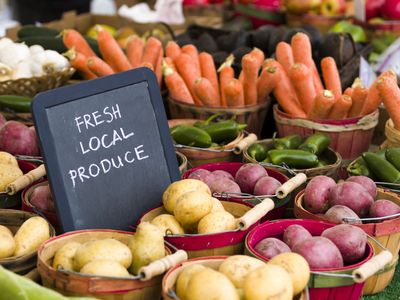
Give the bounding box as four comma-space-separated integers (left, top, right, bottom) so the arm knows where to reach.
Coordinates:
258, 32, 380, 161
163, 42, 270, 136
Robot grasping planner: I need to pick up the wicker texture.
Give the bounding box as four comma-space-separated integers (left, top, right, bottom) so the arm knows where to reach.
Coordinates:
381, 119, 400, 149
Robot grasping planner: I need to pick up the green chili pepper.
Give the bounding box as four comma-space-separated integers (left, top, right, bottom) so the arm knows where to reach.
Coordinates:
247, 143, 268, 161
262, 156, 271, 163
203, 120, 247, 144
268, 149, 319, 169
273, 134, 303, 150
299, 133, 331, 155
171, 125, 212, 148
316, 160, 328, 167
385, 148, 400, 171
362, 152, 400, 183
347, 157, 374, 178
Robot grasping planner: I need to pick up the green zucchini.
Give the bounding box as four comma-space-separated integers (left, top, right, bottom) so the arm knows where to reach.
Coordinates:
17, 25, 60, 39
0, 95, 32, 113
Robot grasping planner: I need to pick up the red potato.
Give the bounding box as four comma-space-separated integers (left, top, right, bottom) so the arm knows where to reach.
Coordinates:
188, 169, 211, 183
346, 176, 377, 199
304, 176, 336, 214
0, 121, 39, 156
329, 182, 374, 217
293, 236, 344, 269
30, 184, 55, 212
235, 163, 268, 194
283, 225, 312, 249
322, 224, 367, 265
369, 199, 400, 218
254, 237, 291, 259
209, 177, 241, 194
324, 205, 361, 225
212, 170, 234, 181
253, 176, 281, 196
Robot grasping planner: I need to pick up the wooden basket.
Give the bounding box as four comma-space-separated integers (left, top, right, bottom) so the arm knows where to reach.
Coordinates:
176, 151, 187, 174
0, 209, 56, 276
168, 97, 270, 136
274, 105, 379, 161
294, 189, 400, 295
37, 229, 177, 300
286, 13, 344, 34
381, 118, 400, 149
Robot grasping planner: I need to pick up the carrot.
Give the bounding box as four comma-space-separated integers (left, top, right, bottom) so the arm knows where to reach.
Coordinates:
238, 47, 264, 85
63, 48, 97, 80
348, 79, 368, 118
142, 36, 162, 70
276, 42, 294, 75
223, 79, 245, 107
218, 54, 235, 107
155, 47, 164, 86
97, 26, 132, 72
328, 94, 352, 119
377, 75, 400, 129
165, 41, 181, 61
126, 35, 144, 68
162, 62, 194, 105
87, 56, 114, 77
308, 90, 336, 120
268, 65, 306, 118
242, 54, 259, 105
289, 63, 316, 114
199, 52, 220, 105
175, 53, 202, 106
257, 67, 278, 103
291, 32, 324, 93
182, 44, 200, 75
344, 87, 354, 97
262, 58, 281, 70
164, 57, 176, 72
321, 57, 342, 99
62, 29, 97, 58
193, 77, 220, 107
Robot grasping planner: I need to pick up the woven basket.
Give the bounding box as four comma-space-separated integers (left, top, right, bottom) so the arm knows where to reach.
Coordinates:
176, 151, 188, 174
286, 13, 344, 33
381, 118, 400, 149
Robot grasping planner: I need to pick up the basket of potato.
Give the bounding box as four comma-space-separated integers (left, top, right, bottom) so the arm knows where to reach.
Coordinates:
37, 223, 188, 300
0, 209, 55, 276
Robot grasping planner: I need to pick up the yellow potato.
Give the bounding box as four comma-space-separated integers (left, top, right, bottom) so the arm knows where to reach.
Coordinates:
0, 224, 13, 236
176, 264, 206, 300
74, 238, 132, 271
218, 255, 266, 288
52, 242, 82, 271
14, 216, 50, 256
0, 152, 18, 166
210, 197, 225, 212
163, 179, 211, 213
174, 191, 213, 227
150, 214, 184, 235
0, 225, 15, 259
197, 211, 236, 234
268, 252, 310, 295
0, 163, 23, 191
186, 267, 239, 300
244, 265, 293, 300
80, 259, 130, 277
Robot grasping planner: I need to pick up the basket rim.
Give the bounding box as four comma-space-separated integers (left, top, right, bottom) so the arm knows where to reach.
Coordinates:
0, 67, 75, 85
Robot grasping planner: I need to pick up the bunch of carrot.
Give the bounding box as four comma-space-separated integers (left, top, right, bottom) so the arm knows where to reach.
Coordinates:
261, 32, 388, 120
163, 41, 270, 107
62, 27, 163, 85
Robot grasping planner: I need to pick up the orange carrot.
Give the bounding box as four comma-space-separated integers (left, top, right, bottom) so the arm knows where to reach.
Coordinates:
377, 75, 400, 129
291, 32, 324, 93
63, 29, 97, 58
142, 36, 162, 70
289, 63, 316, 114
193, 77, 220, 107
87, 56, 114, 77
164, 57, 176, 72
308, 90, 336, 119
63, 48, 97, 80
218, 54, 235, 107
276, 42, 294, 75
242, 54, 259, 105
155, 47, 164, 86
165, 41, 181, 61
182, 44, 200, 75
224, 79, 244, 107
126, 35, 144, 68
328, 94, 352, 119
262, 58, 281, 70
257, 67, 278, 103
97, 27, 132, 72
199, 52, 220, 105
344, 87, 354, 97
162, 62, 194, 104
175, 53, 202, 106
249, 48, 265, 68
321, 57, 342, 99
348, 79, 367, 118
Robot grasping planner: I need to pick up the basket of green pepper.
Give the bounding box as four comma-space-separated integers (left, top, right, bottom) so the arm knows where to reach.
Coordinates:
243, 133, 342, 180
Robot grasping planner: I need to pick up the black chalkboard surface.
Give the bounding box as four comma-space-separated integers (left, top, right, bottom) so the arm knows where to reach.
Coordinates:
32, 68, 180, 232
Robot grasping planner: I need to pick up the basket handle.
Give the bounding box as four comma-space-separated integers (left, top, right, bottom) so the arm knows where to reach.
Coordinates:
237, 198, 275, 230
276, 173, 307, 199
352, 250, 393, 283
139, 250, 188, 281
6, 164, 46, 195
233, 133, 257, 154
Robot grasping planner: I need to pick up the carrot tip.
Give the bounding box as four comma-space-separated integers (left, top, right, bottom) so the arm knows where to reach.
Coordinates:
351, 77, 363, 88
62, 47, 76, 60
323, 90, 334, 98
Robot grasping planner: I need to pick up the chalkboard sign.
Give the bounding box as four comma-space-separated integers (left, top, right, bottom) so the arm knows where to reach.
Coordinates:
32, 68, 180, 232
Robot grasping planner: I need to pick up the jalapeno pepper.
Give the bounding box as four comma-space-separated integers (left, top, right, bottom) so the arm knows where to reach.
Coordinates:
299, 133, 331, 156
347, 157, 374, 178
362, 152, 400, 183
170, 125, 212, 148
268, 149, 319, 169
273, 134, 302, 150
385, 148, 400, 171
203, 120, 247, 144
247, 143, 268, 161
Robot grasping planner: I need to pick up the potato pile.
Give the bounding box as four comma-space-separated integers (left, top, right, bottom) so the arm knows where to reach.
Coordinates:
52, 222, 165, 278
0, 216, 50, 259
175, 253, 309, 300
155, 179, 237, 235
0, 151, 23, 192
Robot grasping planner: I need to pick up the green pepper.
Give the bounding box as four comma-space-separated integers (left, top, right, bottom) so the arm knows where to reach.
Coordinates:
171, 125, 212, 148
247, 143, 268, 161
347, 157, 374, 178
317, 160, 328, 167
273, 134, 302, 150
385, 148, 400, 171
299, 133, 331, 156
203, 120, 247, 144
268, 149, 319, 169
362, 152, 400, 183
262, 156, 271, 163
